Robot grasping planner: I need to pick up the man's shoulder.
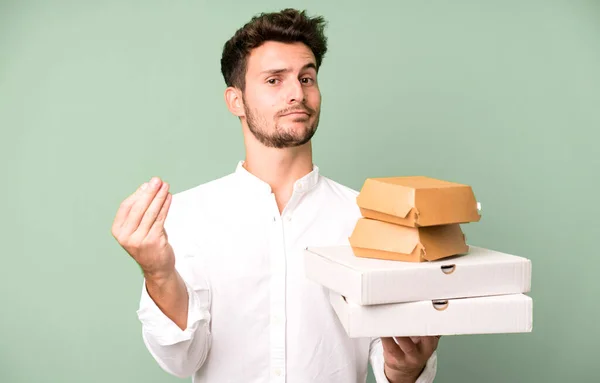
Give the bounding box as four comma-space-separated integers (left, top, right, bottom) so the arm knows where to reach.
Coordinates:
165, 171, 238, 223
316, 175, 362, 231
173, 172, 237, 201
317, 175, 362, 217
319, 175, 360, 200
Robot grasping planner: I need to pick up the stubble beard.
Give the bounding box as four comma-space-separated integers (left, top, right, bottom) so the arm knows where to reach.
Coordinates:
244, 101, 320, 149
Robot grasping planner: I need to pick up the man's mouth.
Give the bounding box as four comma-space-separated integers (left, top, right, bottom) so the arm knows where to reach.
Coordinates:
281, 111, 309, 117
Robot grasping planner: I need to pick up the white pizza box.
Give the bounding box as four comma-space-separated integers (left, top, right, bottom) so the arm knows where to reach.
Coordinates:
330, 291, 533, 338
304, 245, 531, 305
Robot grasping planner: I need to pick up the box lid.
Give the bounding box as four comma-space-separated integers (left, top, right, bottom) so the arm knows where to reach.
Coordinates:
356, 176, 481, 227
304, 245, 532, 305
329, 291, 533, 338
348, 218, 468, 262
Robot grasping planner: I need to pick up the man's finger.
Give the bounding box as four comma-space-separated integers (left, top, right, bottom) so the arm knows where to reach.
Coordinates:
381, 337, 404, 361
120, 177, 163, 236
112, 182, 148, 234
148, 192, 172, 238
136, 182, 170, 236
394, 337, 419, 355
420, 335, 441, 356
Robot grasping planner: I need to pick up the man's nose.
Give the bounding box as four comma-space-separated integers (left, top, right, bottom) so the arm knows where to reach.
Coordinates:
286, 79, 305, 104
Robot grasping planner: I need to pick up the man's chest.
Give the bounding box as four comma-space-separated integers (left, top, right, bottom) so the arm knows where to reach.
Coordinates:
183, 204, 353, 306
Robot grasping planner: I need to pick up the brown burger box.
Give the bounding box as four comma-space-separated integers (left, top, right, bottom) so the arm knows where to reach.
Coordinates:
348, 217, 469, 262
356, 176, 481, 227
350, 176, 480, 262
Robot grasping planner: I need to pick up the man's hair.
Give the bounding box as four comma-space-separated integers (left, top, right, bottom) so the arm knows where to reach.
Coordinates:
220, 8, 328, 91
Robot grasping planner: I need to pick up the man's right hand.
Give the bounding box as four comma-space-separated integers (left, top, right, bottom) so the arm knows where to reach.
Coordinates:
111, 177, 174, 279
112, 177, 190, 330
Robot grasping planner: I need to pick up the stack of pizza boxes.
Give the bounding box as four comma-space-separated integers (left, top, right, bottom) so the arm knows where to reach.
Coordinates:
304, 176, 533, 338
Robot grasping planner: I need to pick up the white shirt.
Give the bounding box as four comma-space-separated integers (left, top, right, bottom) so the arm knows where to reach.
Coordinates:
136, 161, 437, 383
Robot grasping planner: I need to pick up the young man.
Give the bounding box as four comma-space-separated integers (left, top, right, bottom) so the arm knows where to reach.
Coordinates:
112, 8, 438, 383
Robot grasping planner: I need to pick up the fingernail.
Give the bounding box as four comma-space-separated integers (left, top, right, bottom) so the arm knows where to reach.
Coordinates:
151, 177, 160, 186
140, 182, 148, 190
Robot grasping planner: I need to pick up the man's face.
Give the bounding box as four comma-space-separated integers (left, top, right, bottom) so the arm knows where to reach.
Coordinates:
241, 41, 321, 148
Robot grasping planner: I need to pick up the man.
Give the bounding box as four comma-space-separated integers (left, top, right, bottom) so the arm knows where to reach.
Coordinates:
112, 8, 438, 383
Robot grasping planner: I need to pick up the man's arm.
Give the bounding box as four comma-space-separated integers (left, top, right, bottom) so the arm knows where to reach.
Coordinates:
137, 269, 212, 379
144, 269, 189, 330
112, 178, 212, 378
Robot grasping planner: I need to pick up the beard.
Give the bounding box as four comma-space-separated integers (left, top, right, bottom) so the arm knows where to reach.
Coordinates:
243, 100, 320, 149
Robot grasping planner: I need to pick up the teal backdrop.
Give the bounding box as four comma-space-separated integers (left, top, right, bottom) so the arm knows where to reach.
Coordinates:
1, 1, 599, 382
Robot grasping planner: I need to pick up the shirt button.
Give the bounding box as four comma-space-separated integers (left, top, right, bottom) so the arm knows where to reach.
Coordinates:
286, 215, 292, 222
274, 368, 282, 376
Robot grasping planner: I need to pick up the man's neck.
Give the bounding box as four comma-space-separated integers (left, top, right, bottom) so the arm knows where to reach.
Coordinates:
243, 141, 314, 213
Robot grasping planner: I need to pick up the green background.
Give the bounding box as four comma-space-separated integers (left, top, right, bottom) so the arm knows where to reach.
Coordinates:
1, 0, 598, 382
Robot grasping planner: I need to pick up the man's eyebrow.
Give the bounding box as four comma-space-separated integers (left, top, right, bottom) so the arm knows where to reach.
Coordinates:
260, 63, 317, 75
301, 63, 317, 72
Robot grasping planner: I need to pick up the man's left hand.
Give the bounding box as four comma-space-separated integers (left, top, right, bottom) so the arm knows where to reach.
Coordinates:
381, 336, 440, 383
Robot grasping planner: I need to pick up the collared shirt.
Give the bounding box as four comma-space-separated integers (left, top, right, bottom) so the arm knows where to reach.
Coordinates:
136, 161, 437, 383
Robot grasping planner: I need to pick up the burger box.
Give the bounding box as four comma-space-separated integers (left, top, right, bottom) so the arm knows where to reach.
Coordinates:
348, 217, 469, 262
356, 176, 481, 227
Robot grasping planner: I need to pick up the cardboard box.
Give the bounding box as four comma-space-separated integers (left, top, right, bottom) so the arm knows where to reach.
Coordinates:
356, 176, 481, 227
348, 218, 468, 262
329, 291, 533, 337
304, 245, 532, 305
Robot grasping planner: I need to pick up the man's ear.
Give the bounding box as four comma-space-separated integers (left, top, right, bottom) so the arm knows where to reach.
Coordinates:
224, 87, 245, 117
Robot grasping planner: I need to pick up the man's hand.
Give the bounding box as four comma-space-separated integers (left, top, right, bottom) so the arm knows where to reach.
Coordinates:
111, 177, 174, 278
111, 177, 190, 330
381, 336, 440, 383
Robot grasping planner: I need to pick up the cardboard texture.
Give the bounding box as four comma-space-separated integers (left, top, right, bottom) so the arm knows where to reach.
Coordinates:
329, 291, 533, 338
348, 218, 469, 262
356, 176, 481, 227
304, 245, 532, 305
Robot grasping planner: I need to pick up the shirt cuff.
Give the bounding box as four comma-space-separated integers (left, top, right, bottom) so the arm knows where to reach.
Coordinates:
136, 278, 211, 346
415, 351, 438, 383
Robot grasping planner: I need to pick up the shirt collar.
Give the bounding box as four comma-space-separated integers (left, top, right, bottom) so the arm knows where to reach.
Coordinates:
235, 160, 320, 195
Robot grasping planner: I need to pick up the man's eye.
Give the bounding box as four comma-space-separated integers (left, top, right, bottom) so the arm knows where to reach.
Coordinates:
301, 77, 314, 84
267, 78, 279, 85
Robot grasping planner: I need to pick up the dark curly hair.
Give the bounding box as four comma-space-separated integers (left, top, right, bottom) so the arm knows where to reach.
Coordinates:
220, 8, 328, 91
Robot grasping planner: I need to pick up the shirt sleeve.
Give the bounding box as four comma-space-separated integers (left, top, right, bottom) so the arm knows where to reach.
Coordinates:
369, 338, 438, 383
135, 192, 212, 379
136, 271, 211, 379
